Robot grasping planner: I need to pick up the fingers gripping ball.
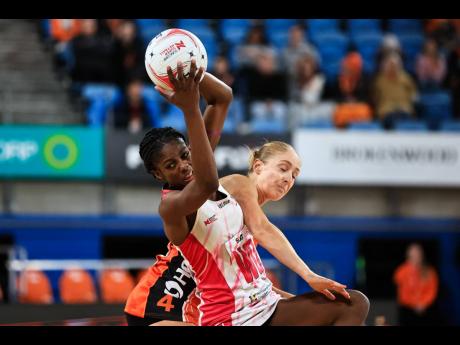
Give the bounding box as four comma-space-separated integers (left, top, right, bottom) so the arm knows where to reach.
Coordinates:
145, 28, 208, 91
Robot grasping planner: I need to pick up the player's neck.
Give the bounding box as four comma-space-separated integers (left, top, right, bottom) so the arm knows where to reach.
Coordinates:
249, 174, 268, 206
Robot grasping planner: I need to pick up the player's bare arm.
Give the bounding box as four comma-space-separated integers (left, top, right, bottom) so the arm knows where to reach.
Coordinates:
158, 60, 219, 245
199, 72, 233, 151
220, 174, 350, 301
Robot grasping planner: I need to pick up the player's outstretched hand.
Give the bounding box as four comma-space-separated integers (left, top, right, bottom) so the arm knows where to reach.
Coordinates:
306, 273, 351, 301
155, 59, 204, 113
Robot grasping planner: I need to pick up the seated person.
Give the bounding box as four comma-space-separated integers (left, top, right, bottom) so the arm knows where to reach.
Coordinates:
114, 79, 153, 133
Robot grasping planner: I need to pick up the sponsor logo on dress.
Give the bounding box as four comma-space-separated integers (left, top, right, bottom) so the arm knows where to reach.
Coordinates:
204, 214, 217, 226
217, 199, 230, 209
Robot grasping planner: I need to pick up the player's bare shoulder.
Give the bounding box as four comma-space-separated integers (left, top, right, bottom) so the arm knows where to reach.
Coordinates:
220, 174, 256, 198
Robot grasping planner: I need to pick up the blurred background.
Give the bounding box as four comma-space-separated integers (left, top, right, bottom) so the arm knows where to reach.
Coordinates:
0, 18, 460, 326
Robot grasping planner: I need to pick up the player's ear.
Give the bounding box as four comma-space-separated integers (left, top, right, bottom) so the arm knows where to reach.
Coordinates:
151, 168, 164, 181
253, 159, 264, 175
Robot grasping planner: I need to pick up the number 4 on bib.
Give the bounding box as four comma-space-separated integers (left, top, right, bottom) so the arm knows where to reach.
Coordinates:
157, 294, 175, 312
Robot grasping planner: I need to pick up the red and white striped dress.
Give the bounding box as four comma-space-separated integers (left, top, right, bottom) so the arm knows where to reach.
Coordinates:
177, 184, 281, 326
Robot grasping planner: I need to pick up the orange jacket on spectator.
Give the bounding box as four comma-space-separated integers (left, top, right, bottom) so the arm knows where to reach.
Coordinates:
393, 262, 439, 309
334, 102, 373, 128
50, 19, 82, 42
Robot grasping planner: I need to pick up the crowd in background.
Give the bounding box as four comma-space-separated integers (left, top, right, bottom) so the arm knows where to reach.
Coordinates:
39, 19, 460, 133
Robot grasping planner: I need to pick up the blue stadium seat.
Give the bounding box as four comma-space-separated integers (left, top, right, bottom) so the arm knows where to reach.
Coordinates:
397, 33, 424, 74
393, 120, 429, 131
311, 32, 349, 52
321, 60, 342, 83
223, 97, 244, 133
220, 19, 252, 46
348, 121, 383, 131
267, 29, 291, 49
265, 19, 298, 32
86, 99, 109, 126
175, 19, 210, 30
439, 120, 460, 132
82, 84, 122, 126
306, 19, 340, 37
250, 118, 288, 133
135, 19, 166, 29
347, 19, 382, 37
419, 91, 453, 128
389, 19, 423, 35
313, 32, 349, 81
41, 19, 51, 39
352, 33, 383, 74
159, 105, 187, 132
82, 84, 122, 104
142, 85, 162, 128
137, 21, 167, 46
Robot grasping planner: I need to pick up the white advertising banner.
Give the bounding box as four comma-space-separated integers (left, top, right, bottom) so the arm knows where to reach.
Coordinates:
293, 130, 460, 186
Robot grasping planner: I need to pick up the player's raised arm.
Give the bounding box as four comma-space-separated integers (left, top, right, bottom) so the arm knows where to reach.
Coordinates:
156, 60, 219, 244
199, 72, 233, 152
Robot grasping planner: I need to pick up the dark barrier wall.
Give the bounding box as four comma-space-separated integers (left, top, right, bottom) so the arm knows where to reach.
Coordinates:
105, 129, 290, 183
0, 216, 459, 325
0, 304, 125, 324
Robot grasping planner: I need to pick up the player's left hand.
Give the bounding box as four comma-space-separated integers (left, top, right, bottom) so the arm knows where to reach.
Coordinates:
306, 273, 351, 301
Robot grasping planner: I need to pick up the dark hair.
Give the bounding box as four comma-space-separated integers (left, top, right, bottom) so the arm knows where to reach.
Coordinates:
139, 127, 187, 173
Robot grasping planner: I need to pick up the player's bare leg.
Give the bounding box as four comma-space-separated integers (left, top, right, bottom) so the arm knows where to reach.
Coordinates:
268, 289, 370, 326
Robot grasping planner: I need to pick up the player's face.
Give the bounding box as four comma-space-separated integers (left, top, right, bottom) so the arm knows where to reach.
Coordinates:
152, 139, 194, 187
255, 149, 301, 201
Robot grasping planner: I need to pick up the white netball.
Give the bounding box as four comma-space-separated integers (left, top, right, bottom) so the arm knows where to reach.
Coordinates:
145, 28, 208, 91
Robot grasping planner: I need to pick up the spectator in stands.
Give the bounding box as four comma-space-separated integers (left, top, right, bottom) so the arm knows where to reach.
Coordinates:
333, 52, 373, 128
49, 19, 82, 78
393, 243, 439, 326
281, 24, 320, 79
245, 48, 288, 123
445, 37, 460, 118
210, 55, 236, 91
281, 25, 320, 103
425, 19, 457, 52
415, 38, 447, 91
287, 53, 335, 128
371, 52, 418, 129
112, 20, 145, 87
70, 19, 116, 84
50, 19, 81, 43
98, 19, 125, 37
337, 51, 370, 102
376, 34, 404, 71
113, 79, 152, 133
235, 24, 272, 68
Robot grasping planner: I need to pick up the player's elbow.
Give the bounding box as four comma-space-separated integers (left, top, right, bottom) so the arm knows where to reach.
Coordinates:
220, 84, 233, 104
211, 83, 233, 106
